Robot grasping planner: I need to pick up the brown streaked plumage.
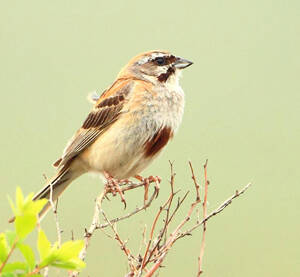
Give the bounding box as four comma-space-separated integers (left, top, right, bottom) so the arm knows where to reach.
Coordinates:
23, 50, 193, 221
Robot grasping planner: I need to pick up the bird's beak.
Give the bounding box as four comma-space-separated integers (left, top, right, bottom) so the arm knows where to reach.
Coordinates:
174, 57, 193, 69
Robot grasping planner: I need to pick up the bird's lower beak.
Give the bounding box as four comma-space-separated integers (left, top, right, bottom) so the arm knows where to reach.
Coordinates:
174, 57, 193, 69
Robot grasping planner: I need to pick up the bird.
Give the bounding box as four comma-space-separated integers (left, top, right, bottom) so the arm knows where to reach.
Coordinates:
23, 50, 193, 220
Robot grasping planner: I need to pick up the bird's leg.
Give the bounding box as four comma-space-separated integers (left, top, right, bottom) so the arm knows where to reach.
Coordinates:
103, 172, 117, 196
134, 175, 161, 204
104, 171, 127, 209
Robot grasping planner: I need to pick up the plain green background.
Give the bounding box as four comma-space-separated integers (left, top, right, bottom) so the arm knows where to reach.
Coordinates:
1, 0, 299, 276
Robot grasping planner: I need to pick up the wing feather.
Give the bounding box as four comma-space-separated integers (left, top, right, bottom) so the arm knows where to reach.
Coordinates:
54, 80, 134, 170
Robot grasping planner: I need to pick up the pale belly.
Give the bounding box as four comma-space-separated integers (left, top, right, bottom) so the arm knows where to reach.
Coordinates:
79, 114, 159, 179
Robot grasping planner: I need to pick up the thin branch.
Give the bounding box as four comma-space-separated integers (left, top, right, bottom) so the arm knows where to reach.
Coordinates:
189, 161, 201, 202
73, 178, 159, 277
143, 163, 180, 268
0, 236, 18, 273
43, 267, 49, 277
72, 161, 251, 277
140, 168, 175, 274
98, 187, 158, 229
49, 183, 61, 247
143, 252, 166, 277
177, 183, 252, 240
101, 209, 137, 273
198, 159, 209, 276
79, 189, 107, 261
144, 182, 251, 277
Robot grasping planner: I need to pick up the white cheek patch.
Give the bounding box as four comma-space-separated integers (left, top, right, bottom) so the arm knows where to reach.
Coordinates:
156, 66, 169, 75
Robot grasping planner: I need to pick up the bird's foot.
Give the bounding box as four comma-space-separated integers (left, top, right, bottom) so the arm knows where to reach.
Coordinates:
135, 175, 161, 204
104, 172, 127, 209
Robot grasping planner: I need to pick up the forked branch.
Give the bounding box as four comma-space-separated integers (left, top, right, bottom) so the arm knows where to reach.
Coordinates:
69, 162, 251, 277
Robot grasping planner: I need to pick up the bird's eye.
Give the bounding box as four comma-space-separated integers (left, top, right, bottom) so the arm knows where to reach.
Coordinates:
155, 57, 166, 66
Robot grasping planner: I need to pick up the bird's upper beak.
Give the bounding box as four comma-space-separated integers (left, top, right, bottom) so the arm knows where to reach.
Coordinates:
174, 57, 193, 69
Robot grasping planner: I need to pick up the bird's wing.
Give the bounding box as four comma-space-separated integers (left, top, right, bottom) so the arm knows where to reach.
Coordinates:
53, 79, 134, 171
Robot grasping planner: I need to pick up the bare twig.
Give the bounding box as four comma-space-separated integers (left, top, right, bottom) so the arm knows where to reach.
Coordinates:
72, 162, 251, 277
43, 267, 49, 277
48, 175, 62, 247
198, 159, 209, 276
101, 209, 137, 273
139, 164, 176, 274
98, 187, 158, 229
189, 161, 201, 202
71, 189, 107, 277
78, 189, 107, 261
176, 183, 252, 240
72, 178, 159, 277
138, 162, 251, 277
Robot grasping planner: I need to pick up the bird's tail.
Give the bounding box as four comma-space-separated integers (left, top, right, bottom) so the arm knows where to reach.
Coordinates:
9, 168, 76, 223
33, 169, 75, 220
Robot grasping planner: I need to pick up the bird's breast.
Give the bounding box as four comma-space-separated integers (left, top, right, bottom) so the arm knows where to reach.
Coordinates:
131, 85, 185, 134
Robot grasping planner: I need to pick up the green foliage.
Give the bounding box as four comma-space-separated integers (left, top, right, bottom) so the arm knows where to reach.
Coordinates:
0, 187, 85, 276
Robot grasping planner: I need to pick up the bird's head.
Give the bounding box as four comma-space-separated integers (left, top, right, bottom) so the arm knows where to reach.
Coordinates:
118, 50, 193, 85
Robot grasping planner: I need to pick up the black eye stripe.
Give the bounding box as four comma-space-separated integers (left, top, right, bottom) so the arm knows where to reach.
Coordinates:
152, 55, 176, 66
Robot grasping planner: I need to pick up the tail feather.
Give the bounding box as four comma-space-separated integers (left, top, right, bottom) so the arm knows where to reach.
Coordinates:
33, 170, 70, 201
8, 169, 75, 223
34, 169, 73, 220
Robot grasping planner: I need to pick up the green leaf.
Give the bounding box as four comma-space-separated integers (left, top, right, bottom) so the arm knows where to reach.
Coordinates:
2, 261, 27, 272
24, 192, 34, 204
56, 240, 84, 261
19, 275, 42, 277
5, 231, 17, 248
9, 188, 47, 218
7, 195, 17, 215
37, 230, 51, 261
1, 272, 14, 277
0, 233, 9, 262
16, 187, 24, 212
15, 214, 36, 239
71, 258, 85, 269
51, 258, 85, 270
25, 199, 47, 216
17, 243, 35, 271
16, 274, 42, 277
39, 253, 57, 269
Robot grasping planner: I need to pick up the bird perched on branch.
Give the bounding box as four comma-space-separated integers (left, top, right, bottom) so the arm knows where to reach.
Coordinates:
21, 50, 193, 220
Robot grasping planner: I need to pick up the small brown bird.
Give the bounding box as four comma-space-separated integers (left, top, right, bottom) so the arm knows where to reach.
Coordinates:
32, 50, 193, 219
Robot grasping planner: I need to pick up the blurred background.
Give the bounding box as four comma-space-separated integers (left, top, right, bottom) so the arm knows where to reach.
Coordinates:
1, 0, 299, 276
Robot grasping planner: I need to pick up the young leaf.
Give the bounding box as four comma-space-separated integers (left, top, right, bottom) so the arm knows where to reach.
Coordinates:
38, 252, 58, 269
25, 199, 47, 216
51, 258, 85, 270
7, 196, 17, 216
1, 272, 14, 277
37, 230, 51, 261
5, 231, 17, 248
56, 240, 84, 261
15, 214, 36, 239
16, 187, 24, 212
2, 261, 27, 272
24, 192, 34, 204
0, 233, 9, 262
17, 243, 35, 271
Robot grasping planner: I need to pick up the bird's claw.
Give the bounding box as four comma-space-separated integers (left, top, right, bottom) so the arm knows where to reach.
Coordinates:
135, 175, 161, 204
104, 172, 127, 209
